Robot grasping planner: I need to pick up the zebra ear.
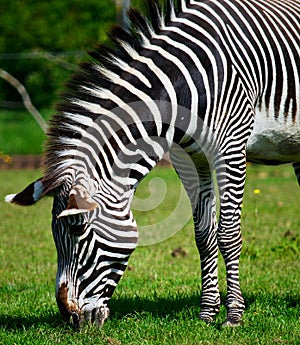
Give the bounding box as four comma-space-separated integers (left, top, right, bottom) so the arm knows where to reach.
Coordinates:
5, 178, 44, 206
57, 185, 99, 218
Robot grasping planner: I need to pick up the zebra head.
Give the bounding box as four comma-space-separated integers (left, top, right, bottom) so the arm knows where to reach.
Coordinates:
5, 175, 138, 327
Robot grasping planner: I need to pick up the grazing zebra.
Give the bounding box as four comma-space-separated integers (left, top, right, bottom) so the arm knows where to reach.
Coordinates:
6, 0, 299, 327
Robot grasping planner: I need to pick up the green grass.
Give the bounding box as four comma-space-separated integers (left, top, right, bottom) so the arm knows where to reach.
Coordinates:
0, 164, 300, 344
0, 109, 52, 155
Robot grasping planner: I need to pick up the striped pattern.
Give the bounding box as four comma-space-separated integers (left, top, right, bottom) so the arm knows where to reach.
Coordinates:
7, 0, 299, 327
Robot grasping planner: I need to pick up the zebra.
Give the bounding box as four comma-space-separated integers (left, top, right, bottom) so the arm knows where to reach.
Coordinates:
5, 0, 299, 327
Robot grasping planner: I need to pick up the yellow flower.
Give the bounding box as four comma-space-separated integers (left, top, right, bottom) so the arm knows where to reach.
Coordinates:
3, 155, 12, 164
254, 189, 261, 195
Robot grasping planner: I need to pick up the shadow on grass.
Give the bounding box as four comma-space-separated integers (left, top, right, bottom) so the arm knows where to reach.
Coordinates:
0, 311, 68, 331
109, 293, 201, 319
1, 291, 298, 331
110, 290, 300, 322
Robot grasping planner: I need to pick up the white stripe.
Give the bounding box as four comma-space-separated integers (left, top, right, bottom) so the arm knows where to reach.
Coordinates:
142, 35, 199, 140
183, 1, 234, 129
255, 1, 299, 119
120, 40, 178, 146
105, 58, 152, 88
210, 0, 259, 98
166, 16, 228, 128
64, 112, 94, 127
82, 86, 150, 138
94, 65, 163, 135
154, 29, 211, 132
73, 100, 138, 144
101, 119, 159, 168
80, 86, 166, 160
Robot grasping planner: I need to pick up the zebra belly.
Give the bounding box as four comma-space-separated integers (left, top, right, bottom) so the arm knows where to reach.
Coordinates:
246, 109, 300, 165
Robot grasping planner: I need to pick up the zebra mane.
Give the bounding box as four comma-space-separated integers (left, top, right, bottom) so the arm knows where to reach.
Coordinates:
42, 0, 186, 193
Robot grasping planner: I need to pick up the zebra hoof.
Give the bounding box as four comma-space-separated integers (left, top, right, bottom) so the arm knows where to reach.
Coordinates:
198, 314, 214, 323
198, 309, 218, 323
222, 317, 242, 327
222, 308, 244, 327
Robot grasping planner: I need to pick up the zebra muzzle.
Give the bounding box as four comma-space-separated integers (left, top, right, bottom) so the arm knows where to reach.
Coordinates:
68, 306, 110, 328
56, 283, 110, 327
79, 306, 110, 327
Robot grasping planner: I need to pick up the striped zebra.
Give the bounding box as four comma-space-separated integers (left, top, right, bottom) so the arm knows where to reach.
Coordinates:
6, 0, 299, 327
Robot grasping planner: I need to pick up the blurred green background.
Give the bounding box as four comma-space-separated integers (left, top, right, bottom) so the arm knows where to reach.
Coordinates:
0, 0, 144, 155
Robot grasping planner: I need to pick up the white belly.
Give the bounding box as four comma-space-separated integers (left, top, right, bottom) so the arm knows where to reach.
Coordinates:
246, 108, 300, 164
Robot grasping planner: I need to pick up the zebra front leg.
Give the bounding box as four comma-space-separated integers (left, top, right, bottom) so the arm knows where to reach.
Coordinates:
196, 220, 220, 322
193, 171, 220, 323
216, 154, 246, 326
170, 151, 220, 322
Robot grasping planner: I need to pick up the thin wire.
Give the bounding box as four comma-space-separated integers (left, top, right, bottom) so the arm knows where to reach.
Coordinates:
0, 51, 85, 60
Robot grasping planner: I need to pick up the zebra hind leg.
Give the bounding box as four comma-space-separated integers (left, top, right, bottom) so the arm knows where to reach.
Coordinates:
292, 162, 300, 186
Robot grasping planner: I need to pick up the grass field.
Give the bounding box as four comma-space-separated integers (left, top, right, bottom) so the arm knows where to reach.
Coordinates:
0, 109, 52, 155
0, 164, 300, 344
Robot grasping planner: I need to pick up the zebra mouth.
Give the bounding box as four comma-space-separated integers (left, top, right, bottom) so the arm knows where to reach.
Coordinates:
65, 306, 110, 328
56, 283, 110, 327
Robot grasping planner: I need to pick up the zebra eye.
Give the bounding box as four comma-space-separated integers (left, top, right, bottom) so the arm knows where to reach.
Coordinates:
66, 214, 88, 236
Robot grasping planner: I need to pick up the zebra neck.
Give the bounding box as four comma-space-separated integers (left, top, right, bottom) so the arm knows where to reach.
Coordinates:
69, 121, 168, 196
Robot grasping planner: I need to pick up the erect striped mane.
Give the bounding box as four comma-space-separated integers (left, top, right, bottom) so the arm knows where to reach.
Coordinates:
42, 0, 185, 193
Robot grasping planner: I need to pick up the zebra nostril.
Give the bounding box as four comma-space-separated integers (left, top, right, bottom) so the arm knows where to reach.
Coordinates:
71, 312, 80, 328
91, 308, 98, 323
